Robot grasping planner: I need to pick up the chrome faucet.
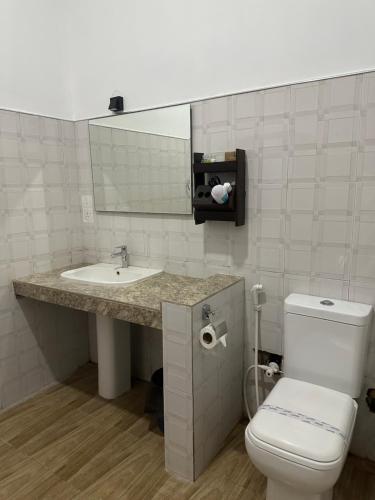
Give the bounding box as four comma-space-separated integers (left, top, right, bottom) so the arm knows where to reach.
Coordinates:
111, 245, 128, 268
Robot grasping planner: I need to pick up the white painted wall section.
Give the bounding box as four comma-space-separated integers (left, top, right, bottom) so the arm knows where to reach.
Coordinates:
0, 0, 73, 119
89, 105, 190, 138
1, 0, 375, 120
68, 0, 375, 120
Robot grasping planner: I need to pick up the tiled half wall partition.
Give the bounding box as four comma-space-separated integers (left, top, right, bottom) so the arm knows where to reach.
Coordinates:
77, 71, 375, 461
162, 280, 244, 481
0, 111, 89, 407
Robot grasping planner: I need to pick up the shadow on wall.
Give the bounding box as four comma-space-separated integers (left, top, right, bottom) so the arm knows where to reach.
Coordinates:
130, 324, 163, 382
203, 220, 250, 272
16, 298, 162, 414
15, 298, 90, 400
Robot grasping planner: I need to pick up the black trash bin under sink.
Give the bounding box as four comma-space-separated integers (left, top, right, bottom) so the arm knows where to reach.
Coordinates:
144, 368, 164, 433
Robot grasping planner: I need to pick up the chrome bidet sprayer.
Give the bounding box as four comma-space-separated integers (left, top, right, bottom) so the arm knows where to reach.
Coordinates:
243, 283, 282, 420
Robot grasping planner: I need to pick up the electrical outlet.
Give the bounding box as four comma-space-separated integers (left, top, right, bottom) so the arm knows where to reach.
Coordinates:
81, 195, 94, 224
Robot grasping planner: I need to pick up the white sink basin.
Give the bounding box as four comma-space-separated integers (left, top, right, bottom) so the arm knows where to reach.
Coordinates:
61, 263, 162, 285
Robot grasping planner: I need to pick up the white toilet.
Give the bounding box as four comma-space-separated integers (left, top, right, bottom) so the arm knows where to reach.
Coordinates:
245, 293, 373, 500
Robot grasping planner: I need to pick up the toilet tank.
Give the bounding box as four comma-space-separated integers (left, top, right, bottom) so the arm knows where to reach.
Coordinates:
284, 294, 373, 398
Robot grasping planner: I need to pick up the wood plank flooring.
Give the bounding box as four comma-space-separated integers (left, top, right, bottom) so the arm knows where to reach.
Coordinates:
0, 363, 373, 499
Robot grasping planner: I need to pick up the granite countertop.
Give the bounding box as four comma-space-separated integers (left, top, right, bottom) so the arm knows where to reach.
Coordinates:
13, 265, 242, 329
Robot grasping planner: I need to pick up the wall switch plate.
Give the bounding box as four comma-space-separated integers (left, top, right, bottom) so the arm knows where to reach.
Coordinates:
81, 195, 94, 224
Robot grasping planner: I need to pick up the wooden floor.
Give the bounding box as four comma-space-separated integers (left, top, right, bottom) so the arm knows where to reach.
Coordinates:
0, 364, 373, 499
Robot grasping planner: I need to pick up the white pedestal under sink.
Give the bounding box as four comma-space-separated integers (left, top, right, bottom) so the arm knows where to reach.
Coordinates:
62, 263, 162, 400
96, 315, 131, 399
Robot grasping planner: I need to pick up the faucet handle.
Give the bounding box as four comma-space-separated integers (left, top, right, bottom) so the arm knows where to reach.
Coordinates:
114, 245, 127, 251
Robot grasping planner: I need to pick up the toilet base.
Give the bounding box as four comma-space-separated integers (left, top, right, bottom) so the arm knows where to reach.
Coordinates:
267, 479, 332, 500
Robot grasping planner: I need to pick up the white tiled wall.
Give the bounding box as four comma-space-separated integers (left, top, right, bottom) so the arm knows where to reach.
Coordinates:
0, 110, 89, 409
76, 71, 375, 461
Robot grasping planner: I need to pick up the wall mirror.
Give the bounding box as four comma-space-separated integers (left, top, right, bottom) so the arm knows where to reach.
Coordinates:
89, 104, 192, 214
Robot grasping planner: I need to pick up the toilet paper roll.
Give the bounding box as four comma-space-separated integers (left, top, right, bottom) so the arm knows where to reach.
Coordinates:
200, 320, 228, 350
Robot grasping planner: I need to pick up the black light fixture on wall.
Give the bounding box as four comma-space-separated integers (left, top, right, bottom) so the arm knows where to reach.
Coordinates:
108, 95, 124, 113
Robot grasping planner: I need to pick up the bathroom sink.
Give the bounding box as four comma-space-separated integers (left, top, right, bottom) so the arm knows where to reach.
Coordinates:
61, 263, 162, 285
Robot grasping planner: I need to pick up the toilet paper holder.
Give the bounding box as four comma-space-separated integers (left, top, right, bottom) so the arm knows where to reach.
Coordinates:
200, 304, 228, 350
200, 319, 228, 349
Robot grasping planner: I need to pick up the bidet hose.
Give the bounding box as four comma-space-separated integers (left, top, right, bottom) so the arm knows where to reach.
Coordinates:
244, 284, 266, 420
254, 306, 260, 409
244, 361, 279, 420
243, 364, 256, 420
243, 304, 261, 421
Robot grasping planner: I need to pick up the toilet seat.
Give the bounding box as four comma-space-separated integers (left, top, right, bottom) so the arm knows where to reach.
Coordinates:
245, 378, 358, 499
246, 377, 357, 470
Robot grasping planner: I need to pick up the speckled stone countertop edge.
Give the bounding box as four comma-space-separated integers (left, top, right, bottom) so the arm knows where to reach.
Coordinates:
12, 265, 243, 329
13, 278, 160, 313
160, 275, 244, 308
13, 279, 163, 329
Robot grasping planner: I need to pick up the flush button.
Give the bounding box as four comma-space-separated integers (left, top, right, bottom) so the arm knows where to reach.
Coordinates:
320, 299, 334, 306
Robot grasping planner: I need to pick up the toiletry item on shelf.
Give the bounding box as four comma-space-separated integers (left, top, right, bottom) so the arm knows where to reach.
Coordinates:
211, 182, 232, 204
199, 151, 236, 164
225, 151, 236, 161
201, 153, 216, 163
208, 176, 221, 188
201, 152, 226, 163
213, 152, 225, 161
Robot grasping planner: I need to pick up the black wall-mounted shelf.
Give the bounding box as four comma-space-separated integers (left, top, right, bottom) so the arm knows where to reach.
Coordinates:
193, 161, 238, 173
192, 149, 246, 226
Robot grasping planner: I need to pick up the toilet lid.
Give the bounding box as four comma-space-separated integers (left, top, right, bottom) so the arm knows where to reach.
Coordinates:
249, 378, 357, 464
